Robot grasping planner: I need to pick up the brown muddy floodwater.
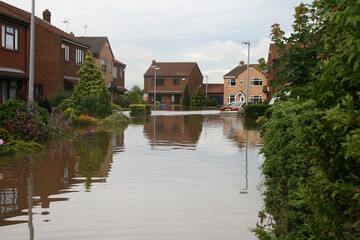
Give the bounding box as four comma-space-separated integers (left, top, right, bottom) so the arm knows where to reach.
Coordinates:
0, 111, 264, 240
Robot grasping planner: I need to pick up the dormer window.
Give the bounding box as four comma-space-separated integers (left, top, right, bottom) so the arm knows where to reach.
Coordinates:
2, 25, 18, 51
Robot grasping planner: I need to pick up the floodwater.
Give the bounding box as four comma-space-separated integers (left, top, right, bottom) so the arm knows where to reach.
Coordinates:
0, 111, 264, 240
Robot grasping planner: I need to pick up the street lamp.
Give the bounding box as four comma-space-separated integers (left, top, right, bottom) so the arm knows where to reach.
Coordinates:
151, 66, 160, 109
29, 0, 36, 106
242, 41, 250, 104
205, 75, 208, 99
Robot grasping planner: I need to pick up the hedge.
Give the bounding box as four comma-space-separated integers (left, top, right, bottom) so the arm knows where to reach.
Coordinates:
244, 104, 271, 118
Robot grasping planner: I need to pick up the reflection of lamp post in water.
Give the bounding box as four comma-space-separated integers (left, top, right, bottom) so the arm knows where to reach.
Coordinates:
239, 130, 248, 194
28, 157, 34, 240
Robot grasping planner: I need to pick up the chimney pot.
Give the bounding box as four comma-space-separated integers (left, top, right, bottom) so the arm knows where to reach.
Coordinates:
43, 9, 51, 23
239, 60, 244, 66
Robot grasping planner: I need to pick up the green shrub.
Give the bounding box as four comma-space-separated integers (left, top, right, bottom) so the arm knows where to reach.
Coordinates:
191, 87, 205, 106
205, 98, 218, 106
145, 104, 151, 115
76, 114, 99, 126
56, 99, 73, 113
76, 94, 98, 116
0, 140, 44, 156
129, 104, 146, 117
63, 107, 77, 123
0, 100, 48, 124
244, 104, 271, 118
111, 103, 122, 112
101, 113, 129, 127
95, 85, 113, 119
0, 128, 13, 142
48, 89, 71, 107
113, 95, 131, 108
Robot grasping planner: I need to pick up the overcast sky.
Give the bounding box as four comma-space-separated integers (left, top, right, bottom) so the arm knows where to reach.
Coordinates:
6, 0, 311, 90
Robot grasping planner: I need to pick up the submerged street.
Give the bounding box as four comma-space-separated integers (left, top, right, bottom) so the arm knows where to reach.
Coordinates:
0, 111, 264, 240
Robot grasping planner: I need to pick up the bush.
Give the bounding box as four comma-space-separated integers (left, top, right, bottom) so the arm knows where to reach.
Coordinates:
113, 95, 131, 108
48, 89, 71, 107
76, 94, 98, 116
129, 104, 146, 117
0, 100, 48, 124
76, 114, 99, 126
191, 87, 205, 106
56, 99, 73, 113
244, 104, 271, 118
205, 98, 218, 106
145, 104, 151, 115
63, 108, 77, 123
101, 113, 129, 127
95, 85, 113, 119
111, 103, 122, 112
0, 139, 44, 156
0, 128, 13, 143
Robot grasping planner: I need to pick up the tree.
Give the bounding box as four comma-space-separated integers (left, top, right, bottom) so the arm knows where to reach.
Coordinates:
182, 83, 190, 106
190, 87, 205, 106
71, 51, 109, 106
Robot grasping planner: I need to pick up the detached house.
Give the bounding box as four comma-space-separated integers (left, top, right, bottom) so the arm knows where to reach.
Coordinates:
144, 60, 203, 105
0, 1, 90, 103
223, 61, 268, 105
75, 36, 127, 101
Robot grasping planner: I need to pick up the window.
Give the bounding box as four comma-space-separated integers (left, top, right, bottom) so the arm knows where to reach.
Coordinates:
227, 94, 235, 103
152, 94, 164, 103
152, 78, 165, 86
34, 84, 43, 100
2, 25, 19, 51
119, 68, 123, 78
250, 95, 263, 103
101, 59, 107, 73
250, 78, 263, 86
240, 78, 244, 85
109, 61, 112, 73
1, 81, 17, 102
64, 45, 70, 61
113, 66, 118, 78
173, 78, 180, 85
227, 78, 236, 87
76, 49, 84, 66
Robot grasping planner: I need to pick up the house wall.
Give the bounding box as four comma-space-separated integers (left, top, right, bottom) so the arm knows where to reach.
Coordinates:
98, 42, 114, 86
187, 65, 203, 95
223, 67, 268, 105
0, 16, 29, 103
60, 42, 87, 84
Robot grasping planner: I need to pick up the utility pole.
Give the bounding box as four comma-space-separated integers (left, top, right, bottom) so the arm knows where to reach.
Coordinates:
28, 0, 35, 106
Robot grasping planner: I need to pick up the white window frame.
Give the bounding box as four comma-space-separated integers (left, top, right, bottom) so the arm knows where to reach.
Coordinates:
113, 66, 118, 78
65, 45, 70, 61
109, 61, 112, 73
227, 94, 235, 103
240, 78, 244, 85
227, 78, 236, 87
76, 49, 84, 66
250, 95, 263, 103
250, 78, 263, 86
101, 59, 107, 73
2, 25, 19, 51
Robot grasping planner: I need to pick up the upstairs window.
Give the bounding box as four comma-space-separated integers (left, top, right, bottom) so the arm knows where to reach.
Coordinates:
109, 61, 112, 73
250, 78, 263, 86
64, 45, 70, 61
76, 49, 84, 66
227, 78, 236, 87
119, 68, 123, 78
101, 59, 107, 73
173, 78, 180, 85
152, 78, 165, 86
2, 25, 18, 51
113, 66, 118, 78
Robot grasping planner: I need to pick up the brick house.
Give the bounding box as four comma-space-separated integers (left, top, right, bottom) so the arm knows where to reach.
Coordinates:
144, 60, 203, 105
0, 2, 90, 103
200, 83, 224, 105
0, 2, 29, 103
75, 36, 126, 101
223, 61, 268, 105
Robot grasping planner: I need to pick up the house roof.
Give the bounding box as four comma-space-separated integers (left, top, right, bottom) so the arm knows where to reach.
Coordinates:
223, 64, 266, 78
201, 84, 224, 94
0, 1, 89, 48
114, 59, 126, 66
144, 61, 202, 77
75, 37, 114, 58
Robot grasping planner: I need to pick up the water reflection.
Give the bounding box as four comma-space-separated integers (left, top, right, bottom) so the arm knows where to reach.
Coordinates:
0, 113, 263, 240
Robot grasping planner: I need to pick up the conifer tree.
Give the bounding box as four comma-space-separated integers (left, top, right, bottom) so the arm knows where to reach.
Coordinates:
182, 83, 190, 106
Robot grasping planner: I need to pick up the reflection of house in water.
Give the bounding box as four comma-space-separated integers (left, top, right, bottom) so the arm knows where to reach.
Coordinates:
144, 115, 203, 150
221, 116, 262, 149
0, 131, 125, 227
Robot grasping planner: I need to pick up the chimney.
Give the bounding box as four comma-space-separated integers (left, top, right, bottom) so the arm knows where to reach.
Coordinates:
43, 9, 51, 23
69, 32, 75, 36
239, 60, 244, 66
152, 59, 156, 66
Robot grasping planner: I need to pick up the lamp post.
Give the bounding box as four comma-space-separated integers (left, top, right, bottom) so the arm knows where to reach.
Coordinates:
242, 41, 250, 104
29, 0, 35, 106
151, 66, 160, 109
205, 75, 208, 99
